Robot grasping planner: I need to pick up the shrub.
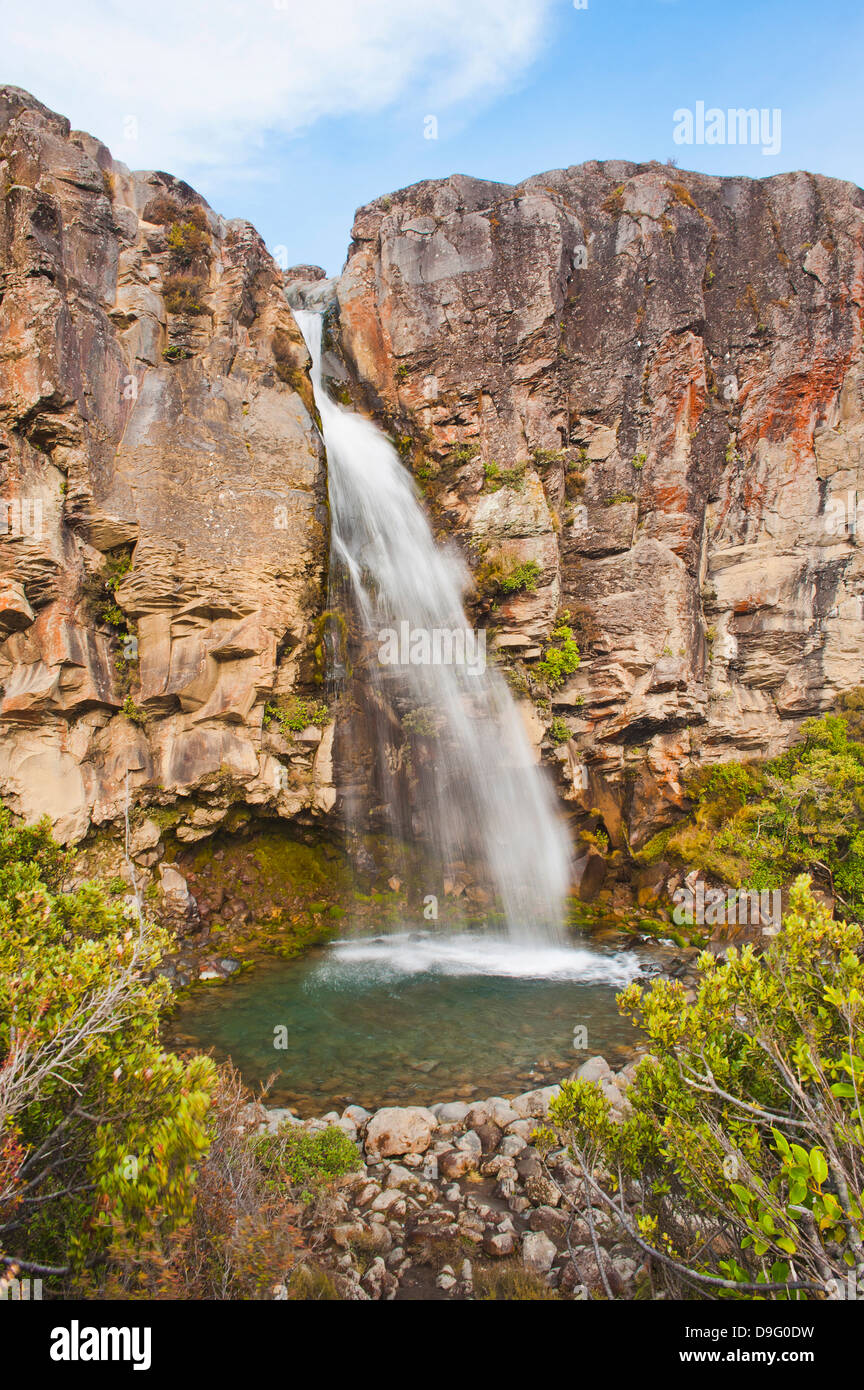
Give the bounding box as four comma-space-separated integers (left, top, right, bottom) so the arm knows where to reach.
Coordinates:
121, 695, 149, 727
142, 192, 183, 225
143, 194, 209, 231
666, 180, 698, 210
401, 706, 442, 739
474, 1264, 559, 1299
837, 687, 864, 743
477, 555, 542, 600
499, 560, 542, 595
483, 459, 526, 492
84, 550, 136, 665
92, 1065, 310, 1301
505, 665, 529, 697
531, 448, 568, 469
254, 1124, 362, 1202
542, 878, 864, 1299
548, 716, 572, 746
446, 442, 480, 467
163, 272, 207, 315
536, 613, 580, 690
263, 698, 330, 736
166, 220, 211, 268
0, 807, 216, 1285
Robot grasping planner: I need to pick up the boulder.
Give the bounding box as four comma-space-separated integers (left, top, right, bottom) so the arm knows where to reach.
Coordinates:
454, 1129, 482, 1155
522, 1230, 558, 1275
498, 1133, 527, 1157
576, 1056, 614, 1084
483, 1230, 515, 1257
439, 1148, 479, 1180
433, 1101, 472, 1124
510, 1085, 560, 1119
364, 1106, 438, 1160
529, 1206, 570, 1241
524, 1173, 562, 1208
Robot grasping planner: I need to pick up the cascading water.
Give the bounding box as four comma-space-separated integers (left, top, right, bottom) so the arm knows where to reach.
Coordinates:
295, 309, 572, 941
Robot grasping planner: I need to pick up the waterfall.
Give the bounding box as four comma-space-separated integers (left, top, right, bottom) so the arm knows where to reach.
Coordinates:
295, 310, 572, 941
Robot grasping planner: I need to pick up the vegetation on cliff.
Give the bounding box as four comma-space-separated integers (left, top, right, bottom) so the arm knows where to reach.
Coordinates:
639, 694, 864, 922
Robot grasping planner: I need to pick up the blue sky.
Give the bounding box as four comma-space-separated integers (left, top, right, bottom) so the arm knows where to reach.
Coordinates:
5, 0, 863, 274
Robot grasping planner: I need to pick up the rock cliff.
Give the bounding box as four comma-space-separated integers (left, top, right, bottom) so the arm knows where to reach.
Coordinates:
0, 87, 330, 847
321, 162, 864, 844
2, 85, 863, 871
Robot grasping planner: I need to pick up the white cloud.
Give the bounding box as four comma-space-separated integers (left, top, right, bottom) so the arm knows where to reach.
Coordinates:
4, 0, 555, 175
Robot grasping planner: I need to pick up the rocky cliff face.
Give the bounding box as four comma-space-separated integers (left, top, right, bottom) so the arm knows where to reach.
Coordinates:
2, 85, 863, 877
325, 162, 864, 845
0, 87, 330, 849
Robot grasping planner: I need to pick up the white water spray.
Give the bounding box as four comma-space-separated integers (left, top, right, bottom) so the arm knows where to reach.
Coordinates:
295, 310, 572, 941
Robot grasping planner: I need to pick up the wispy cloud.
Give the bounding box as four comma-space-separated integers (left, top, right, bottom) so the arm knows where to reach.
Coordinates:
5, 0, 556, 175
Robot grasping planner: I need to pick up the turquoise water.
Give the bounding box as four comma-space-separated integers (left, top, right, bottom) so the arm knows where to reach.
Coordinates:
166, 931, 648, 1115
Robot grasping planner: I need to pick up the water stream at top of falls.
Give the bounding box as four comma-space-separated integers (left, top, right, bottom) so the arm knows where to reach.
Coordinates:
294, 310, 572, 942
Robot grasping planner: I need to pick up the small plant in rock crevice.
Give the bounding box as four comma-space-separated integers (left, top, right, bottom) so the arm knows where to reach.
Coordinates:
475, 554, 542, 601
163, 272, 208, 316
121, 695, 149, 727
263, 698, 330, 737
483, 459, 527, 492
536, 613, 580, 691
548, 716, 573, 746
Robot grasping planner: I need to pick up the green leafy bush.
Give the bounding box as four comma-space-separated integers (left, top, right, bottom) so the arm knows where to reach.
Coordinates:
499, 561, 542, 595
445, 442, 480, 467
536, 613, 580, 690
542, 878, 864, 1299
531, 448, 569, 469
255, 1124, 362, 1202
483, 459, 526, 491
166, 219, 211, 268
263, 698, 330, 736
476, 554, 542, 600
401, 706, 442, 739
0, 807, 216, 1283
121, 695, 149, 727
